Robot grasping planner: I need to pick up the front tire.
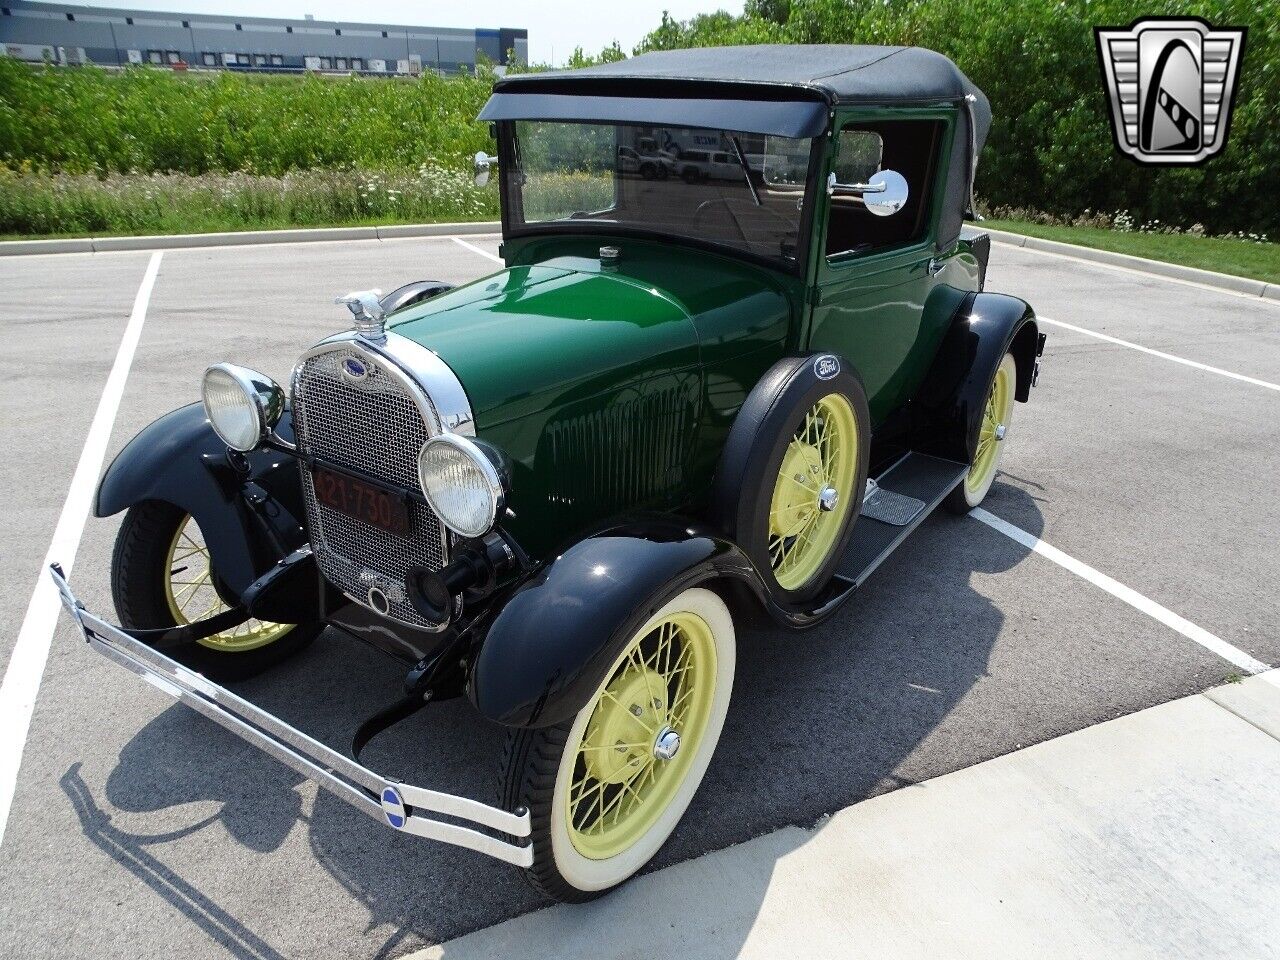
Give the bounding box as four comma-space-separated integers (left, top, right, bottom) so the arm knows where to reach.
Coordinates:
111, 500, 320, 680
501, 586, 735, 902
714, 355, 871, 604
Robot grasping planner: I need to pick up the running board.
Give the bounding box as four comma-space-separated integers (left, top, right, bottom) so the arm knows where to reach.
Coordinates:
838, 453, 969, 588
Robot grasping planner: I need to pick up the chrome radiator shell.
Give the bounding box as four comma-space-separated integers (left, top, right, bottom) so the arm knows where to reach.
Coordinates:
290, 332, 473, 631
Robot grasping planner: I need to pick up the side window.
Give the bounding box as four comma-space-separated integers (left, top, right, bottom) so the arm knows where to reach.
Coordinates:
825, 119, 943, 258
833, 130, 883, 186
760, 135, 809, 187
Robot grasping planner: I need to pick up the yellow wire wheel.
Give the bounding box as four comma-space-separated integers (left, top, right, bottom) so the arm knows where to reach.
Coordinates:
953, 353, 1017, 511
766, 393, 859, 592
163, 514, 294, 652
540, 587, 735, 895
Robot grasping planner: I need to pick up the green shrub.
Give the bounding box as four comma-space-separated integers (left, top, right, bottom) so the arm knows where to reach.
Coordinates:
635, 0, 1279, 236
0, 59, 494, 176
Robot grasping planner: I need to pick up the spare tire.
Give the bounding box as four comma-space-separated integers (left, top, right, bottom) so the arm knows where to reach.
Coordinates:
711, 354, 871, 604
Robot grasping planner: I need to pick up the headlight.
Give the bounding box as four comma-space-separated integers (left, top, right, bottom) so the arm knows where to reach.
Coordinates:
417, 434, 504, 538
201, 363, 284, 452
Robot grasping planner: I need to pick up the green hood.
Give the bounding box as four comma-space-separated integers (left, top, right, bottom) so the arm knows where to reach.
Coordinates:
390, 264, 700, 428
388, 241, 796, 431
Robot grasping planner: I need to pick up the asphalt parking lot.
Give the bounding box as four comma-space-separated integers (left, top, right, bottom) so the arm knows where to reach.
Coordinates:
1, 233, 1277, 960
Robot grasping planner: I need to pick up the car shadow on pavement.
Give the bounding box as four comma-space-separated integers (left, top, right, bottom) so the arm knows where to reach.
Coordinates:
64, 480, 1042, 960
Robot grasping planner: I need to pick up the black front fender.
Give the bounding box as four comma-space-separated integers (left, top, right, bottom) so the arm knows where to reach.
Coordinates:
911, 291, 1039, 464
468, 519, 755, 729
96, 402, 308, 597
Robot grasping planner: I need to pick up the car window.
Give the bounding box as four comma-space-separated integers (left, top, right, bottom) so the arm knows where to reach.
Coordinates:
833, 131, 883, 186
508, 121, 813, 268
760, 136, 810, 187
825, 119, 943, 259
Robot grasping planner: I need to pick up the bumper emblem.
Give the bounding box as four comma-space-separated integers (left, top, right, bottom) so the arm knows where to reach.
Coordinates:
381, 785, 407, 829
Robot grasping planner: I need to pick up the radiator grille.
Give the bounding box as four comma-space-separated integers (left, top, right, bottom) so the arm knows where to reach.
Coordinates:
292, 345, 448, 629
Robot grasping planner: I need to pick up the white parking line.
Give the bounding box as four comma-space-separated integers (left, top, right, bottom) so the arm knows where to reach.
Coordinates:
1040, 316, 1280, 393
971, 507, 1270, 675
0, 251, 162, 849
451, 236, 504, 264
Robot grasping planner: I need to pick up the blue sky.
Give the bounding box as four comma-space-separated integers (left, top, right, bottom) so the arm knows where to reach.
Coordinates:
60, 0, 742, 66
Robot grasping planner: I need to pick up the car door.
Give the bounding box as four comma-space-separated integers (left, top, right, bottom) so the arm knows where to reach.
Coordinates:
807, 113, 951, 425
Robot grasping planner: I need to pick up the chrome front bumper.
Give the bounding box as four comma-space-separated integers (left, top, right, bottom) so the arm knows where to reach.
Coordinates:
48, 564, 533, 868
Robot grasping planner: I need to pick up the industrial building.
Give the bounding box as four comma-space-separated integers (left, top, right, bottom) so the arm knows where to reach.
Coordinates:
0, 0, 527, 73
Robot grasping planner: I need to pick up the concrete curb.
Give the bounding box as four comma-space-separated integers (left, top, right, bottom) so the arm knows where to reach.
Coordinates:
409, 671, 1280, 960
0, 221, 501, 256
985, 227, 1278, 301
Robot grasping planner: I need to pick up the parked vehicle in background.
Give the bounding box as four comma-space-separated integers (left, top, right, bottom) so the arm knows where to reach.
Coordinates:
616, 145, 672, 180
53, 43, 1044, 906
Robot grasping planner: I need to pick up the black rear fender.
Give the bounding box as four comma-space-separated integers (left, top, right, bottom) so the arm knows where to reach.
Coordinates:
96, 402, 308, 597
911, 291, 1039, 464
468, 519, 756, 729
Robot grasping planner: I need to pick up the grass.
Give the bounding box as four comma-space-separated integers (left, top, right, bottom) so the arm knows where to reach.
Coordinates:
0, 216, 487, 243
0, 167, 612, 240
983, 220, 1280, 286
0, 167, 499, 238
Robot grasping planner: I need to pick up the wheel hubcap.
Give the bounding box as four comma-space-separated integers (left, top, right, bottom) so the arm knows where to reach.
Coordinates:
566, 611, 717, 859
653, 726, 681, 761
767, 394, 859, 591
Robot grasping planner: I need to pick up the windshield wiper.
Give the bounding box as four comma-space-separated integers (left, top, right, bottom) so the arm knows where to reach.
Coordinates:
729, 136, 761, 207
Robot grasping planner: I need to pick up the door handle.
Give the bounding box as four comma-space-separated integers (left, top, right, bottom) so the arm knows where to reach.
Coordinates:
927, 257, 945, 277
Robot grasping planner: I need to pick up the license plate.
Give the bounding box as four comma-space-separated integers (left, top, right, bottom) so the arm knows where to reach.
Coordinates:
311, 466, 411, 537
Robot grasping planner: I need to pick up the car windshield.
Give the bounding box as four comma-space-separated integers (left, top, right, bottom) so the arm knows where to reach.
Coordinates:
505, 121, 814, 267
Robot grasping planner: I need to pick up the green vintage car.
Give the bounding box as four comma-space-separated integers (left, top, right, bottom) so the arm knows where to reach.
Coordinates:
52, 45, 1044, 902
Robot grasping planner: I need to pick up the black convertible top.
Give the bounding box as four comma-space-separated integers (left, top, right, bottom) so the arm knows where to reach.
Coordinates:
481, 45, 991, 250
494, 45, 986, 111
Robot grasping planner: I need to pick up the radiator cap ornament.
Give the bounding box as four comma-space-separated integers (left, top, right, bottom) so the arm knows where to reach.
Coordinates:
336, 289, 387, 342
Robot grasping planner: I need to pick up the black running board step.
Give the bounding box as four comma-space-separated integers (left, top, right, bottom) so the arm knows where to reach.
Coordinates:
837, 453, 968, 587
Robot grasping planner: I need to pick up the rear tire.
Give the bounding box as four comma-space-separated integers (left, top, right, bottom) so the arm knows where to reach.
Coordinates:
111, 500, 320, 681
501, 586, 735, 902
945, 352, 1017, 514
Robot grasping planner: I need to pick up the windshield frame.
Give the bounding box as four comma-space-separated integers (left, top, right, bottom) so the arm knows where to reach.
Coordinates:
494, 119, 825, 278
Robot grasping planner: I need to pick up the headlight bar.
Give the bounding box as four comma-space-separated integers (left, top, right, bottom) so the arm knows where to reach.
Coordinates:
48, 563, 532, 868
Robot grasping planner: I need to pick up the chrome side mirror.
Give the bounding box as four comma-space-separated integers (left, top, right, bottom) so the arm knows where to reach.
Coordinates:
826, 168, 910, 217
474, 150, 498, 187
